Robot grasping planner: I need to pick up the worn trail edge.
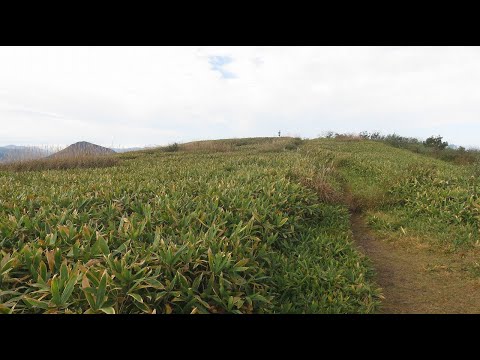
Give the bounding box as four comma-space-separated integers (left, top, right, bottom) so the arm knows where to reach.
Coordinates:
350, 212, 480, 314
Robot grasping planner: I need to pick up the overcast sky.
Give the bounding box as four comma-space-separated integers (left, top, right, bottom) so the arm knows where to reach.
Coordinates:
1, 46, 479, 148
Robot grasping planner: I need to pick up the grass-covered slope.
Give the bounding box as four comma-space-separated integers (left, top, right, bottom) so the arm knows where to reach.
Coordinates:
0, 139, 380, 314
305, 138, 480, 249
3, 136, 478, 314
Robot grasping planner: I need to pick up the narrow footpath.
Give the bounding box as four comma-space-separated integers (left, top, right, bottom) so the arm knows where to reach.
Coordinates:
351, 212, 480, 314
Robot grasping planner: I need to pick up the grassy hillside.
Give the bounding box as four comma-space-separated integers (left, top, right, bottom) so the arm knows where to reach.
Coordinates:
305, 138, 479, 250
0, 137, 380, 314
1, 136, 477, 314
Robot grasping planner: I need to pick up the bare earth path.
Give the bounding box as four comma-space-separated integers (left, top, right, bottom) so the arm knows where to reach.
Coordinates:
350, 212, 480, 314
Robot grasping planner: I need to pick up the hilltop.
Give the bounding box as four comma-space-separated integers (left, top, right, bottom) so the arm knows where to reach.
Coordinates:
2, 135, 480, 314
50, 141, 115, 158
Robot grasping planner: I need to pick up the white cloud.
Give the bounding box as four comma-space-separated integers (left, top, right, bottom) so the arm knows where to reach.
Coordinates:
1, 46, 480, 147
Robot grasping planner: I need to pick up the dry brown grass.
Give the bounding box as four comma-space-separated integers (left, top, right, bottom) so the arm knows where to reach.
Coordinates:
0, 154, 119, 172
287, 160, 341, 204
179, 141, 235, 153
156, 137, 304, 154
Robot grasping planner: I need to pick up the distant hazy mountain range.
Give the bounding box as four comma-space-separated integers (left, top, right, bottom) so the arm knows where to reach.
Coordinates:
3, 145, 27, 150
0, 143, 145, 162
0, 145, 51, 162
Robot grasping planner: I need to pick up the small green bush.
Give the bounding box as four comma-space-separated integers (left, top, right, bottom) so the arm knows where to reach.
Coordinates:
164, 143, 179, 152
424, 135, 449, 150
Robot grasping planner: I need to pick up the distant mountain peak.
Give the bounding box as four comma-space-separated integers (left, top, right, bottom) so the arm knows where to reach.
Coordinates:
50, 141, 115, 158
72, 141, 93, 146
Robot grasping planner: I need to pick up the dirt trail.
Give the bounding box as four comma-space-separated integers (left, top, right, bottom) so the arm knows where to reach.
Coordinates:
351, 212, 480, 314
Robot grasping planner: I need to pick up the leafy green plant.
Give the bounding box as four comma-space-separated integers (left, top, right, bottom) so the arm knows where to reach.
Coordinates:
0, 137, 383, 314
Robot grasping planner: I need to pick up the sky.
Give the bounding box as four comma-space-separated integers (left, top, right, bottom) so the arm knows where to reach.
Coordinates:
1, 46, 480, 148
